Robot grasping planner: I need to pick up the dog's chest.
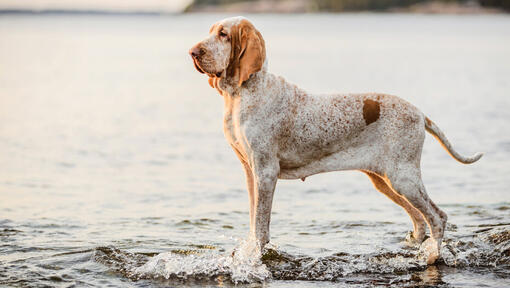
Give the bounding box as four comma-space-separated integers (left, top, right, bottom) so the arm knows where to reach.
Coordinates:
222, 93, 269, 162
223, 105, 237, 145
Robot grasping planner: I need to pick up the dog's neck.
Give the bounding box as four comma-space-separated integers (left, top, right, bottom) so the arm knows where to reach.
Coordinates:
214, 60, 269, 99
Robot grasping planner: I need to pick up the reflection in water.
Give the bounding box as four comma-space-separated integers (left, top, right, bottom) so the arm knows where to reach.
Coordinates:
413, 265, 443, 286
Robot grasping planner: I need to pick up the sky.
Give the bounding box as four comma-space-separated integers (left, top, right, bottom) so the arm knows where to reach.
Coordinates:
0, 0, 192, 13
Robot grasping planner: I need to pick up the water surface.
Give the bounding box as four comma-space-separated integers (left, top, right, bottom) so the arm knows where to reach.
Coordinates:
1, 13, 509, 287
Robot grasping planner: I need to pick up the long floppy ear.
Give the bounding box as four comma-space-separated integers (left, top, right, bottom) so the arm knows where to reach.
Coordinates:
228, 20, 266, 87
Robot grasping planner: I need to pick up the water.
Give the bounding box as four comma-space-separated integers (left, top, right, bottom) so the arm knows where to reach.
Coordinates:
1, 13, 509, 287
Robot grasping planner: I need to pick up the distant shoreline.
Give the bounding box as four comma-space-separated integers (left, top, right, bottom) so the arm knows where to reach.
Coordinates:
184, 1, 504, 14
0, 3, 504, 16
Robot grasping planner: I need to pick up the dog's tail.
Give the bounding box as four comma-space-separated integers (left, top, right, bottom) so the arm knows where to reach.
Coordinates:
424, 117, 483, 164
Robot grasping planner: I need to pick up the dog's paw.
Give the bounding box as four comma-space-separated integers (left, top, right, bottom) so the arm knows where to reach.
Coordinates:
419, 237, 440, 265
405, 231, 428, 246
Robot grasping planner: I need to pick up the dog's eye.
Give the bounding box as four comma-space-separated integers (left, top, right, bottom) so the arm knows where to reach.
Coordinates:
219, 31, 228, 38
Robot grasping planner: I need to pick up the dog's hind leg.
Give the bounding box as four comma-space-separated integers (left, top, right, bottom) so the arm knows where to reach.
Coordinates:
387, 165, 448, 264
364, 171, 427, 243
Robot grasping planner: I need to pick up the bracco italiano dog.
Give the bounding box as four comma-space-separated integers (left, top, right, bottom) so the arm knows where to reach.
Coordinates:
189, 17, 483, 264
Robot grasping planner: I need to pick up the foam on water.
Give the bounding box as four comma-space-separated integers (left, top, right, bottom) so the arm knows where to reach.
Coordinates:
93, 227, 509, 285
132, 237, 271, 283
441, 227, 510, 267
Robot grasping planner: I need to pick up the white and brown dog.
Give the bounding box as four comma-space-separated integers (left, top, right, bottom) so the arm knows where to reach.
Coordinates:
189, 17, 482, 264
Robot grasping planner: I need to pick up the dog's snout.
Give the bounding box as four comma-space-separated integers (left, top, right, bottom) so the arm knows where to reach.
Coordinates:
189, 44, 204, 58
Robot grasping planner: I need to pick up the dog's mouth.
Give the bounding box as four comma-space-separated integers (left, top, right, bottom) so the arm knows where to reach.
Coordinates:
192, 58, 223, 78
193, 58, 205, 74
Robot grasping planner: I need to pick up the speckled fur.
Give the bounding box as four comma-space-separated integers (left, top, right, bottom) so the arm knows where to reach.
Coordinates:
189, 17, 483, 264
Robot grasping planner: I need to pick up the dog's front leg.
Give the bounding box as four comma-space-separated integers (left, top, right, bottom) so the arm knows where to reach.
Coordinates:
240, 161, 256, 233
250, 157, 279, 248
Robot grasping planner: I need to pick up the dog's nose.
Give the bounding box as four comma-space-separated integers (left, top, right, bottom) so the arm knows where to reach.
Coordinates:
189, 45, 203, 58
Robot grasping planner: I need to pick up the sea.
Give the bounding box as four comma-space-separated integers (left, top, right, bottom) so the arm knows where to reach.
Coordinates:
1, 13, 509, 287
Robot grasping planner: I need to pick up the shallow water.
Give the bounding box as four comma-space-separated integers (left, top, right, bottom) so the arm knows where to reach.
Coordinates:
1, 13, 510, 287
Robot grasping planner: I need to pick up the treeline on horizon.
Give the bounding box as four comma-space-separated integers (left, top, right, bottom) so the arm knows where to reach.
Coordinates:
188, 0, 510, 11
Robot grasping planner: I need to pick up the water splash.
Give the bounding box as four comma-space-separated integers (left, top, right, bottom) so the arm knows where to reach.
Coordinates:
441, 227, 510, 268
130, 237, 270, 283
93, 227, 509, 285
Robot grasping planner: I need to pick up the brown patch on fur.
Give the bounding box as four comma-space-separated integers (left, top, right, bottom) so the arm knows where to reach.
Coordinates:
363, 99, 380, 125
227, 20, 266, 87
209, 24, 220, 34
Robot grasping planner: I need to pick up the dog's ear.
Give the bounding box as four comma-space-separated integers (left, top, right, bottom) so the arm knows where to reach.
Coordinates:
228, 20, 266, 87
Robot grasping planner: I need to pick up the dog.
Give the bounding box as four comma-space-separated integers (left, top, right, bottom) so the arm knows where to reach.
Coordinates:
188, 16, 482, 264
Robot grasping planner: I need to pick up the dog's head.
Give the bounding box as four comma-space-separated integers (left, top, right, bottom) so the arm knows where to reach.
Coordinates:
189, 17, 266, 87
